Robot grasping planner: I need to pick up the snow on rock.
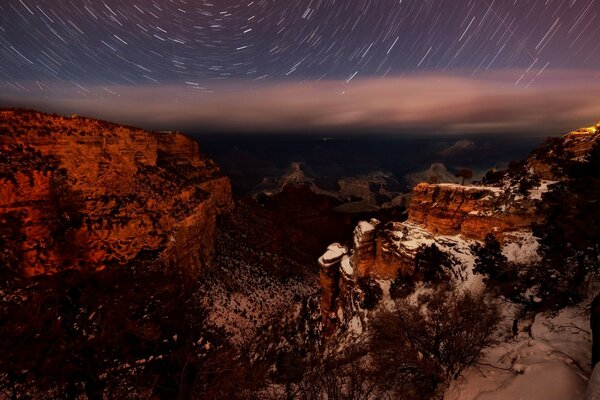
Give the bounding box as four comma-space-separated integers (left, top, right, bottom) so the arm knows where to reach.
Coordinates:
528, 180, 557, 201
320, 243, 348, 266
502, 230, 541, 264
446, 306, 592, 400
386, 221, 483, 290
341, 256, 354, 278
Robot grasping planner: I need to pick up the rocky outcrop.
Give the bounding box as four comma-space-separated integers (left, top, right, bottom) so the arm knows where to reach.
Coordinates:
529, 122, 600, 180
318, 243, 347, 331
352, 220, 378, 278
408, 183, 537, 241
318, 121, 600, 326
0, 109, 233, 276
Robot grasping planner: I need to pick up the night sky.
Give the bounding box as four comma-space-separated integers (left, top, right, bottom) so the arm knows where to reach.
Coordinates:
1, 0, 599, 133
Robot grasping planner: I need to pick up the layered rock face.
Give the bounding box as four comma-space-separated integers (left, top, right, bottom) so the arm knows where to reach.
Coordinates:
318, 121, 600, 329
408, 183, 537, 240
0, 109, 233, 276
318, 243, 347, 331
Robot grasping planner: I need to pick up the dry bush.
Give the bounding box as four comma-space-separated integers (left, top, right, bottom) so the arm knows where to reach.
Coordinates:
369, 287, 499, 398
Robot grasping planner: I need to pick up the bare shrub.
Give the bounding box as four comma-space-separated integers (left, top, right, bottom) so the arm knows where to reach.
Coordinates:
369, 287, 499, 397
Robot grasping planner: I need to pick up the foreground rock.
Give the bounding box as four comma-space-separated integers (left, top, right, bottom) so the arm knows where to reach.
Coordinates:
0, 109, 233, 276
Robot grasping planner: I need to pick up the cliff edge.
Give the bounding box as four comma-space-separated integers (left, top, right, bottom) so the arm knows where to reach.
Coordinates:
0, 109, 233, 276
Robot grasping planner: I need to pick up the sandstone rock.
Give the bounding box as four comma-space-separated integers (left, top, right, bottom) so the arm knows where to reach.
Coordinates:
408, 183, 537, 241
529, 122, 600, 180
352, 219, 379, 278
0, 109, 233, 276
318, 243, 347, 331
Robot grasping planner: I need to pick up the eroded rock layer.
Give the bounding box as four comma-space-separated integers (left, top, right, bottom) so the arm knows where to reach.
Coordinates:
408, 183, 537, 240
318, 121, 600, 329
0, 109, 233, 276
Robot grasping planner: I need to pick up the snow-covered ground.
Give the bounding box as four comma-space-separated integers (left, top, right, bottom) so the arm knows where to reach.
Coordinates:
446, 305, 592, 400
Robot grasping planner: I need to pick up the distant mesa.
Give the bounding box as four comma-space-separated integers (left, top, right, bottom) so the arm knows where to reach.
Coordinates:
404, 162, 460, 187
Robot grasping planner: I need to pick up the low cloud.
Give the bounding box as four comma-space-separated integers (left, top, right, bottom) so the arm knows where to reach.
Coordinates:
1, 70, 599, 135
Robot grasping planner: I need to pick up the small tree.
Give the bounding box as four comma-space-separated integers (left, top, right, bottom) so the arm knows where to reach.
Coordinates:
472, 234, 509, 283
471, 234, 531, 305
414, 243, 459, 283
455, 168, 473, 185
358, 277, 383, 310
389, 274, 416, 300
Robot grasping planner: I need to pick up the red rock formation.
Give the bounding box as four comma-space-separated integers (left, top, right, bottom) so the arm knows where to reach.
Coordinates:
0, 109, 233, 276
318, 120, 600, 333
529, 122, 600, 180
408, 183, 537, 241
319, 243, 346, 328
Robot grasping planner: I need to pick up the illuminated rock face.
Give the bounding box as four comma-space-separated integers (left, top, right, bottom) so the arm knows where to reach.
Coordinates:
0, 109, 233, 276
408, 183, 537, 241
529, 122, 600, 180
318, 121, 600, 326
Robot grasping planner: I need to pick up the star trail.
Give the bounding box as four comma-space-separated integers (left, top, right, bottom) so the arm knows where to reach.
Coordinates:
1, 0, 599, 133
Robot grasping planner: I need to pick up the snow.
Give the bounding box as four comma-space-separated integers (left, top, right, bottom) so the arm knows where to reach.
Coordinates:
321, 243, 347, 264
201, 245, 317, 343
502, 230, 541, 264
377, 280, 395, 310
341, 256, 354, 277
528, 180, 557, 201
445, 306, 592, 400
347, 315, 364, 336
357, 220, 375, 234
475, 362, 586, 400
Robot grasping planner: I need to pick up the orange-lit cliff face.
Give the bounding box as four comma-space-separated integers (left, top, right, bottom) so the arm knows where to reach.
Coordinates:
318, 121, 600, 326
407, 183, 537, 240
0, 109, 233, 276
349, 122, 600, 280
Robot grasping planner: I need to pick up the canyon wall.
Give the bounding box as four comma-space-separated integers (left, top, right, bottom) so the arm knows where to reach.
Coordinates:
319, 122, 600, 326
0, 109, 233, 276
408, 183, 537, 240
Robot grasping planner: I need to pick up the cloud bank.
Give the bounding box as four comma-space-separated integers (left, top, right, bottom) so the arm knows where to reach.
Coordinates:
1, 70, 599, 135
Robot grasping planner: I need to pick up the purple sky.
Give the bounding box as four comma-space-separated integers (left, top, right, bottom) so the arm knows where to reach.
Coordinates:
1, 0, 599, 134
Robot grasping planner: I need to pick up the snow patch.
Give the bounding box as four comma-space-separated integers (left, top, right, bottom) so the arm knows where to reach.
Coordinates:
502, 231, 541, 264
446, 306, 592, 400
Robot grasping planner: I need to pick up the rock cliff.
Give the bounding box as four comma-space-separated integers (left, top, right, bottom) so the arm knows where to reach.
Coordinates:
408, 182, 537, 240
529, 122, 600, 180
0, 109, 233, 276
318, 121, 599, 325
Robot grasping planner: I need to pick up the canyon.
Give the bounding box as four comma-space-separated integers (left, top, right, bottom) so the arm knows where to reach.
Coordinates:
1, 109, 599, 399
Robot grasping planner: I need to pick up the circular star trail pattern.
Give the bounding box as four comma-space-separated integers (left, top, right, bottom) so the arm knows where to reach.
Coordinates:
1, 0, 599, 86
